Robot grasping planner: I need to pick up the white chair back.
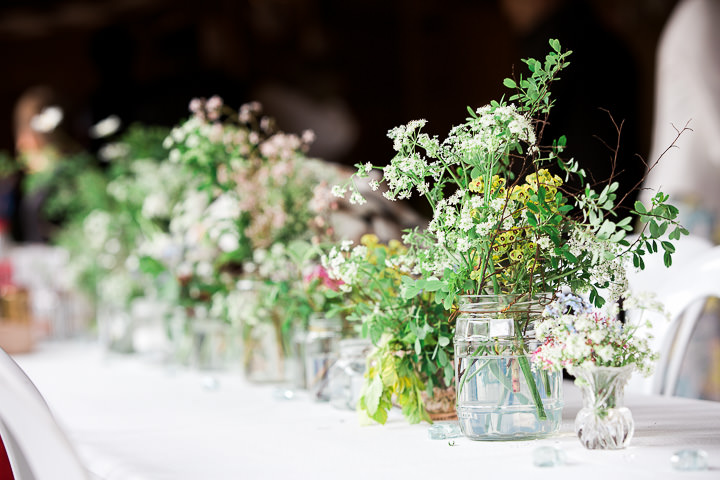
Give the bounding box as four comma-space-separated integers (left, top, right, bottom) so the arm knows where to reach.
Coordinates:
0, 347, 90, 479
626, 239, 720, 397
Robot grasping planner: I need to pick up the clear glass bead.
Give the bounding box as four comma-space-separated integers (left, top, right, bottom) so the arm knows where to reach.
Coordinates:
533, 445, 566, 467
671, 448, 709, 471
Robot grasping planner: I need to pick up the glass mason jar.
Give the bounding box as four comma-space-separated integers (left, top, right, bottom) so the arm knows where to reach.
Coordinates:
243, 320, 287, 383
454, 294, 563, 440
328, 338, 372, 410
97, 302, 135, 354
304, 314, 342, 401
191, 317, 231, 371
239, 280, 288, 384
568, 364, 635, 449
289, 327, 308, 390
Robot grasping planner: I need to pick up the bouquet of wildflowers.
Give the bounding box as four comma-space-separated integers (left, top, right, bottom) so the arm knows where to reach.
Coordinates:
334, 39, 687, 311
148, 97, 343, 306
56, 124, 176, 311
322, 234, 452, 424
331, 39, 688, 424
533, 290, 661, 376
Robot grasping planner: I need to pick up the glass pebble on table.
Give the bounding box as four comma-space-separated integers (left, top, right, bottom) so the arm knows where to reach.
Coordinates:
428, 422, 462, 440
533, 445, 566, 467
272, 388, 296, 401
671, 449, 708, 471
201, 376, 220, 391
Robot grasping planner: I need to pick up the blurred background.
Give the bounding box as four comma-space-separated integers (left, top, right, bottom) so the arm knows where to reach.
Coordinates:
0, 0, 681, 239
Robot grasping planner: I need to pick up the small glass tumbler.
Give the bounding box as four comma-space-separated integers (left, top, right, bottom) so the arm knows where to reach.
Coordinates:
328, 338, 372, 410
304, 314, 341, 401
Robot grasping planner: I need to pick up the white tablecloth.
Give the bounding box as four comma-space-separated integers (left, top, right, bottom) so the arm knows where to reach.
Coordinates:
12, 341, 720, 480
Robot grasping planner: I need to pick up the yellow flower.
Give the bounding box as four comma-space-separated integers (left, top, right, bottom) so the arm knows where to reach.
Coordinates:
509, 184, 530, 202
469, 175, 505, 195
491, 175, 506, 192
361, 233, 379, 247
509, 249, 525, 262
388, 239, 406, 254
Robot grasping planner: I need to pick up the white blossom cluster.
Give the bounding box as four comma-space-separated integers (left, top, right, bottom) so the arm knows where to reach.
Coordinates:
320, 241, 366, 292
567, 228, 630, 305
243, 243, 296, 283
533, 291, 659, 376
442, 104, 536, 162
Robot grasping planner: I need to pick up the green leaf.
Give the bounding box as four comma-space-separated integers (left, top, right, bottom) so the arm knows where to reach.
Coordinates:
437, 348, 448, 367
438, 336, 450, 347
649, 220, 668, 238
609, 230, 626, 243
503, 78, 517, 89
365, 376, 384, 416
617, 216, 633, 229
562, 249, 578, 263
526, 210, 538, 227
549, 38, 561, 53
634, 201, 647, 214
421, 279, 444, 292
661, 241, 676, 253
597, 220, 616, 240
138, 256, 167, 276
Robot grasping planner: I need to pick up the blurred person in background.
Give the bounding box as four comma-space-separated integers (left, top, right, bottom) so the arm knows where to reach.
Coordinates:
12, 85, 73, 243
640, 0, 720, 244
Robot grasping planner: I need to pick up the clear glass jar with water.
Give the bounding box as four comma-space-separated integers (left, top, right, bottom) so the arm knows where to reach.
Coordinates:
304, 314, 341, 401
454, 294, 563, 440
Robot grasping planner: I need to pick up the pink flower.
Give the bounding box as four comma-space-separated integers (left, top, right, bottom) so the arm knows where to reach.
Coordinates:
305, 264, 344, 291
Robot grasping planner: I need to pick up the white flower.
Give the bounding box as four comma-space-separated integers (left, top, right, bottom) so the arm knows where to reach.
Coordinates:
301, 129, 316, 144
142, 192, 169, 219
595, 344, 615, 363
456, 237, 471, 252
185, 134, 200, 149
169, 149, 181, 163
98, 143, 130, 162
89, 115, 121, 138
331, 185, 347, 198
30, 106, 63, 133
588, 328, 607, 344
350, 191, 367, 205
566, 334, 591, 359
196, 261, 214, 279
218, 232, 239, 252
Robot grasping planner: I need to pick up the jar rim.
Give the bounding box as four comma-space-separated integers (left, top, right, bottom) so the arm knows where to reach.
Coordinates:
457, 293, 551, 312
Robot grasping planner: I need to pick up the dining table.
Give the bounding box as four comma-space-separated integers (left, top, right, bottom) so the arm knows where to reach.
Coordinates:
11, 339, 720, 480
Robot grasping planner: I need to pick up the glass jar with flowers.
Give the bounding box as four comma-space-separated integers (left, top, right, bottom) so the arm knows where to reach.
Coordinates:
533, 290, 662, 449
333, 39, 688, 438
322, 234, 455, 424
139, 97, 344, 374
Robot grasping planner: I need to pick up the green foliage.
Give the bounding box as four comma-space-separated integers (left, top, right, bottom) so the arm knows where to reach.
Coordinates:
337, 38, 688, 311
25, 151, 109, 226
322, 235, 454, 423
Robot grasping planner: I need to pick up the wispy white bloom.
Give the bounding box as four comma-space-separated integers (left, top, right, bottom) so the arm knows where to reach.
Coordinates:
30, 106, 63, 133
89, 115, 121, 138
